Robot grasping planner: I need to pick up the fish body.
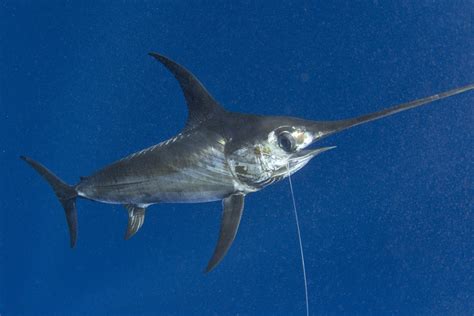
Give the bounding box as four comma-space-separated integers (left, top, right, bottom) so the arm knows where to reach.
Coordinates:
22, 52, 474, 272
76, 128, 236, 205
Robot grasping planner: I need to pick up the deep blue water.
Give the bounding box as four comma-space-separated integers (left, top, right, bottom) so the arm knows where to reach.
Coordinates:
1, 1, 473, 315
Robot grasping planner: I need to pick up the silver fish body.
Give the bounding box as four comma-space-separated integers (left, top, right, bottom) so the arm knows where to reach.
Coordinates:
76, 129, 237, 205
21, 52, 474, 272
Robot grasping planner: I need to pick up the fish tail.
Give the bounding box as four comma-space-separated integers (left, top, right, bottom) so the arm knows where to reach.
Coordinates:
20, 156, 79, 247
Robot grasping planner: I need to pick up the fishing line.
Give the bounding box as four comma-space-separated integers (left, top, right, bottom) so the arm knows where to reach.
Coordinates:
287, 164, 309, 316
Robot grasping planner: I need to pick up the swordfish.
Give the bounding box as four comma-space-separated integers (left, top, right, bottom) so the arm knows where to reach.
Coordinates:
22, 52, 474, 272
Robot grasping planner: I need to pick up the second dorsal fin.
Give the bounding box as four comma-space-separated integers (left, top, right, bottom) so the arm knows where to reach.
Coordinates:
149, 52, 225, 130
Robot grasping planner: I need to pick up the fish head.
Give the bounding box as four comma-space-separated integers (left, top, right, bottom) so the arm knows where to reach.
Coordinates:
223, 82, 474, 191
225, 115, 336, 189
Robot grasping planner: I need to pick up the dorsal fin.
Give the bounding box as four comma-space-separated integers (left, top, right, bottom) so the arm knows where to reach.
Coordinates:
148, 52, 225, 130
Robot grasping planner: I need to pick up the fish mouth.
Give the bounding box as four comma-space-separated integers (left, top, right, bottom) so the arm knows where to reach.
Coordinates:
283, 146, 337, 175
292, 146, 337, 160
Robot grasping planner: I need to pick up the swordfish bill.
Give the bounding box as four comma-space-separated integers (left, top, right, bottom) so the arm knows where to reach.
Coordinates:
21, 52, 474, 273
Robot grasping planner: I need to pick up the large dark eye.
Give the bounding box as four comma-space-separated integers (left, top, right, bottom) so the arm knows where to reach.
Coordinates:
278, 131, 296, 152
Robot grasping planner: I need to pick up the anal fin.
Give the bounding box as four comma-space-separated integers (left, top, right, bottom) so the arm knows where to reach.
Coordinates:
205, 193, 245, 273
124, 204, 146, 240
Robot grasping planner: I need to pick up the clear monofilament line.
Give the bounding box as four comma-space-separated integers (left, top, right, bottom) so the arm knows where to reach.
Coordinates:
287, 164, 309, 316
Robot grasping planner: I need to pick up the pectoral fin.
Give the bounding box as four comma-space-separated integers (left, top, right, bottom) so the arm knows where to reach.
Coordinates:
124, 204, 146, 240
205, 193, 245, 273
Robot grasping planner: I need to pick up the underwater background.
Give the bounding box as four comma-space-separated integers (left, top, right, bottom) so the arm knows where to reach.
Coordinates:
1, 1, 473, 315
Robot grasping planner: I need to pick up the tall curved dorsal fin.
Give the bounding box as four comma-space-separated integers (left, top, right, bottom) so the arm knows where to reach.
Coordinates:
149, 52, 225, 130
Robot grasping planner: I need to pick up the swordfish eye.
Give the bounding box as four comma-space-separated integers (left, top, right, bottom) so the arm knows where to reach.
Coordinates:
277, 131, 296, 152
